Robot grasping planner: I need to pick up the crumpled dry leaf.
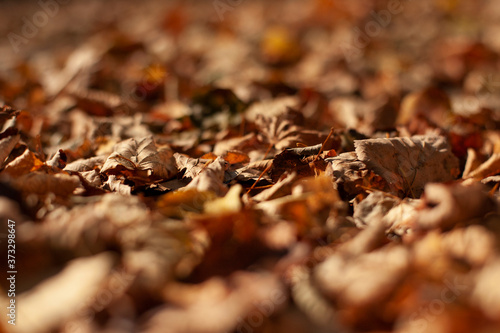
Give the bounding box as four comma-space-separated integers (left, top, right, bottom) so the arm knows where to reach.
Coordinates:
0, 131, 20, 166
142, 271, 286, 333
13, 252, 116, 333
103, 174, 132, 195
11, 172, 80, 197
415, 182, 495, 230
46, 149, 67, 170
314, 245, 410, 307
472, 259, 500, 320
0, 104, 20, 127
256, 175, 344, 238
204, 184, 243, 215
326, 152, 388, 199
77, 169, 103, 189
2, 148, 43, 177
464, 152, 500, 180
255, 110, 304, 151
441, 225, 496, 267
397, 87, 452, 128
157, 189, 216, 218
354, 135, 460, 197
101, 136, 176, 181
353, 191, 399, 228
183, 157, 229, 196
353, 191, 420, 239
212, 132, 262, 158
64, 155, 107, 172
32, 194, 152, 253
174, 153, 213, 179
245, 96, 300, 122
252, 171, 297, 202
270, 149, 318, 182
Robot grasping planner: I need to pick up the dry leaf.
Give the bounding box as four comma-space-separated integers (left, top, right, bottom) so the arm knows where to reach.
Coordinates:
64, 155, 107, 172
12, 172, 80, 197
464, 152, 500, 180
2, 148, 43, 177
183, 157, 229, 196
0, 131, 20, 166
101, 136, 177, 181
13, 252, 116, 333
354, 135, 459, 197
314, 245, 410, 307
472, 260, 500, 320
326, 152, 388, 199
415, 182, 495, 230
256, 111, 304, 151
142, 272, 286, 333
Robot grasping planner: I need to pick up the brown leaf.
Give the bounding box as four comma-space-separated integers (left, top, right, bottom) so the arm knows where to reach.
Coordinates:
101, 136, 177, 181
12, 172, 80, 197
0, 131, 20, 166
14, 253, 116, 333
64, 155, 107, 172
353, 191, 399, 228
256, 111, 304, 151
314, 245, 410, 307
270, 149, 316, 182
2, 148, 43, 177
354, 136, 460, 197
472, 260, 500, 320
397, 87, 452, 128
0, 105, 20, 128
183, 157, 228, 196
326, 152, 388, 199
142, 272, 286, 333
464, 152, 500, 180
104, 174, 132, 195
415, 182, 495, 230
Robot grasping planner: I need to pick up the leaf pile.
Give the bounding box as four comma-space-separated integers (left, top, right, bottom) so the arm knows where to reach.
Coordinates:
1, 1, 500, 333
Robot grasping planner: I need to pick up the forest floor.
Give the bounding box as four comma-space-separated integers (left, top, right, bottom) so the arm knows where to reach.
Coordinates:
1, 1, 500, 332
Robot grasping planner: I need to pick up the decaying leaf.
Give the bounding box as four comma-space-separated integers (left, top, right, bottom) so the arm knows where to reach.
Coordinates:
472, 260, 500, 320
11, 172, 80, 197
353, 191, 399, 228
255, 110, 304, 151
415, 182, 495, 230
326, 152, 388, 199
0, 131, 20, 166
314, 245, 410, 307
464, 152, 500, 180
101, 136, 177, 181
64, 155, 107, 172
183, 157, 229, 196
142, 272, 286, 333
2, 148, 43, 177
0, 104, 20, 127
354, 136, 460, 197
14, 253, 116, 333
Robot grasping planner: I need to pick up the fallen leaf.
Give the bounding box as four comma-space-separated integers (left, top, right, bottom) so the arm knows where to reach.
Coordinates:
183, 157, 229, 196
101, 136, 177, 182
415, 182, 495, 230
12, 172, 80, 197
354, 135, 460, 197
14, 253, 116, 333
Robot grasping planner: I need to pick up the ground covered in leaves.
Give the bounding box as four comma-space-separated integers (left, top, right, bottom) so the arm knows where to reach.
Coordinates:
1, 0, 500, 332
